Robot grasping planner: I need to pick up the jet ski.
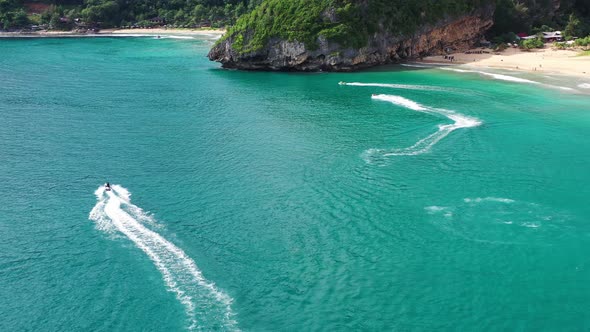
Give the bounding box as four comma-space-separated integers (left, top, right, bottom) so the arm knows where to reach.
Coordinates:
105, 182, 111, 191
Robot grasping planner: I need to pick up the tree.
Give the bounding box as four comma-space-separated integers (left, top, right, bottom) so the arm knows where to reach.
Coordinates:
564, 13, 581, 38
522, 37, 544, 50
49, 12, 61, 29
81, 0, 120, 26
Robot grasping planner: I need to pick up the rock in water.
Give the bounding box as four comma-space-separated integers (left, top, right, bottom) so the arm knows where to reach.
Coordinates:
208, 1, 495, 72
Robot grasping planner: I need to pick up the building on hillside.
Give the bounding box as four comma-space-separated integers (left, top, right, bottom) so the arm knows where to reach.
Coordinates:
542, 31, 563, 42
520, 31, 563, 43
198, 20, 211, 28
149, 17, 166, 26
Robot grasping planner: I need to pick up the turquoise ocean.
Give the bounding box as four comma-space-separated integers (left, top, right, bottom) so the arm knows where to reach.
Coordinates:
1, 35, 590, 331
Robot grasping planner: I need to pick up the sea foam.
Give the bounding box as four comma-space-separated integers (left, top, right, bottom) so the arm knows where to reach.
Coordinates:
441, 67, 540, 84
442, 67, 579, 91
89, 185, 238, 331
363, 94, 481, 159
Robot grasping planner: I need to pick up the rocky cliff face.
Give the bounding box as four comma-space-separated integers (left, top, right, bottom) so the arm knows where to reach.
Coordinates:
208, 4, 495, 71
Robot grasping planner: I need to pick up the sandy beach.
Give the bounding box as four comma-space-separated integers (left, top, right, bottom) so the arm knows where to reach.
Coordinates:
105, 28, 226, 35
421, 46, 590, 78
0, 28, 226, 37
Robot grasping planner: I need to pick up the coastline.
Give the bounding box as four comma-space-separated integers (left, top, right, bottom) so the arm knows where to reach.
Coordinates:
105, 28, 226, 35
0, 27, 226, 38
1, 30, 588, 82
420, 46, 590, 78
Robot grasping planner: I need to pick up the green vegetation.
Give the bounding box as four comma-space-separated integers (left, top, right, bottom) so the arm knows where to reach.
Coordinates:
491, 0, 590, 39
554, 41, 570, 49
0, 0, 264, 30
3, 0, 590, 59
0, 0, 28, 29
521, 36, 544, 50
574, 35, 590, 47
223, 0, 493, 53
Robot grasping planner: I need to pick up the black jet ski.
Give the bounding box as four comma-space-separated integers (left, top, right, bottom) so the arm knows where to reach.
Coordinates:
105, 182, 111, 191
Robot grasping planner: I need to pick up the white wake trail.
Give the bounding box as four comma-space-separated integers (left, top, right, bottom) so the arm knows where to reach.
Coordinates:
363, 94, 481, 160
340, 82, 455, 92
89, 185, 238, 331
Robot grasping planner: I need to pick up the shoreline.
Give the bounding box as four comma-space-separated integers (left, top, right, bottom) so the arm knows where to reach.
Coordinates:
0, 27, 226, 38
419, 46, 590, 79
1, 31, 588, 82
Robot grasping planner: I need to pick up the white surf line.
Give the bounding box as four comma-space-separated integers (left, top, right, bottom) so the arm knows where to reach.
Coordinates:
340, 82, 456, 92
400, 63, 438, 68
441, 67, 539, 84
579, 83, 590, 89
89, 185, 238, 331
365, 94, 481, 158
441, 67, 577, 91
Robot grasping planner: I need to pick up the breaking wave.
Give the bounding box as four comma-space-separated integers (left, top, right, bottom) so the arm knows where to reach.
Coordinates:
442, 67, 576, 91
89, 185, 238, 331
362, 94, 481, 161
441, 67, 540, 84
579, 83, 590, 89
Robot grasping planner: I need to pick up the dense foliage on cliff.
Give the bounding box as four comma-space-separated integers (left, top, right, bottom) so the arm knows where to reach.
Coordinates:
223, 0, 494, 53
491, 0, 590, 37
0, 0, 263, 30
3, 0, 590, 41
0, 0, 29, 29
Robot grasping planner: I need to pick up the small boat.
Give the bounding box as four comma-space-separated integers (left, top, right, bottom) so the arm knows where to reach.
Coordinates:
105, 182, 111, 191
338, 81, 346, 85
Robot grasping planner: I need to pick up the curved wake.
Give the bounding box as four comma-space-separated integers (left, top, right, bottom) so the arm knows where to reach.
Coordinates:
89, 185, 237, 331
363, 94, 481, 161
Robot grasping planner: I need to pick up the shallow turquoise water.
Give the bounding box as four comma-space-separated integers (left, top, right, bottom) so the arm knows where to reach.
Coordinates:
1, 36, 590, 331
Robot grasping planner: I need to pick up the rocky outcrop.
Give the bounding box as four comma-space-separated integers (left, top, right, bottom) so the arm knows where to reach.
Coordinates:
208, 5, 495, 72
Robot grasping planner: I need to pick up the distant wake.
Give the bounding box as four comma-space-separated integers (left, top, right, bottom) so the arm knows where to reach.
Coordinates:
362, 94, 481, 161
423, 197, 574, 245
340, 82, 455, 92
89, 185, 237, 331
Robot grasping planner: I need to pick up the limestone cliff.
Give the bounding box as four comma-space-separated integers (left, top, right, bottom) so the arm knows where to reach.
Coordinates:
208, 3, 495, 72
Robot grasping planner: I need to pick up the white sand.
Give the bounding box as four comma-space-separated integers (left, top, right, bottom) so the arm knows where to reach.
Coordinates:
422, 46, 590, 78
105, 28, 226, 35
0, 28, 226, 37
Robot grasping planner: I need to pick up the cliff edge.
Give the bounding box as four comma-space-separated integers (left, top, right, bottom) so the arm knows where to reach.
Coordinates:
208, 1, 495, 71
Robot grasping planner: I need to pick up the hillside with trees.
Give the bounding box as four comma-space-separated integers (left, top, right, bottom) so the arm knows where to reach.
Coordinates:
491, 0, 590, 39
2, 0, 590, 43
0, 0, 263, 30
